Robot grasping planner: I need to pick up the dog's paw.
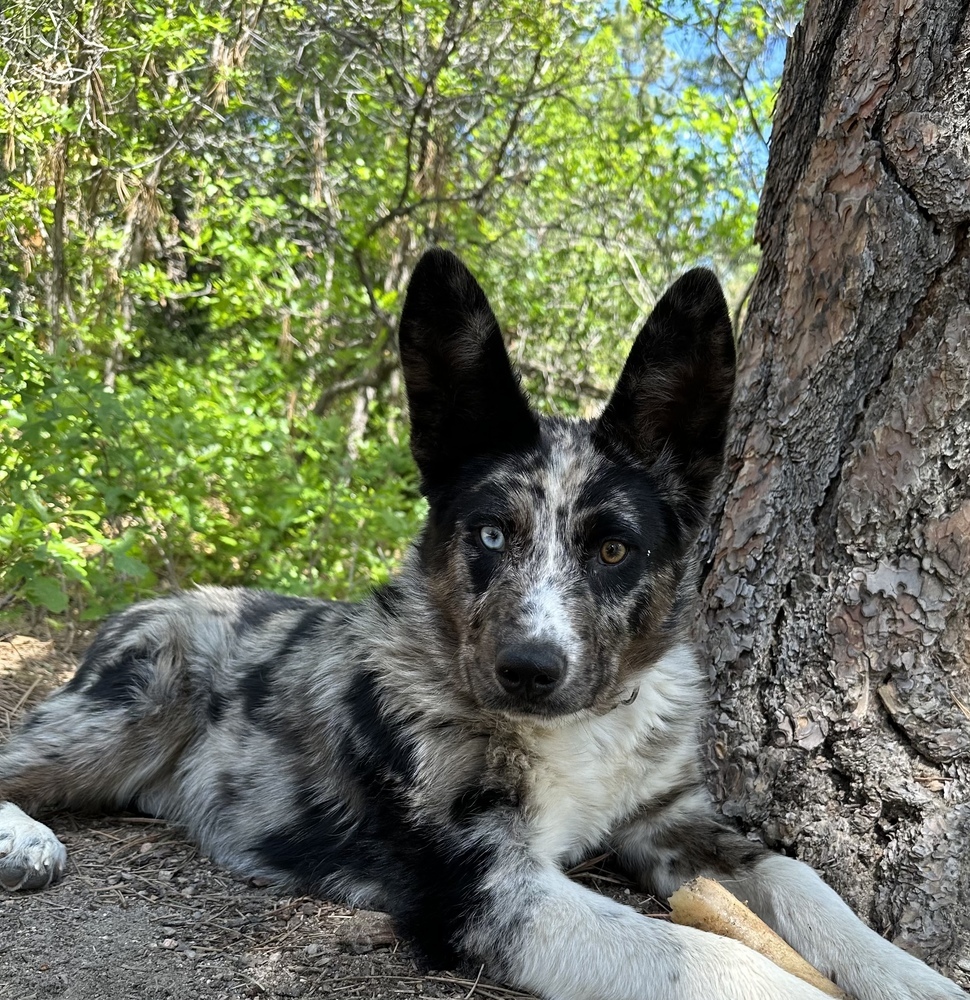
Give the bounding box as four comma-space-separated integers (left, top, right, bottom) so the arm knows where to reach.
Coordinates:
837, 943, 967, 1000
0, 802, 67, 891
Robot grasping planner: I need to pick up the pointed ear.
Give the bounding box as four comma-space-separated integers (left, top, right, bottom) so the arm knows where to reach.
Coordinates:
595, 268, 736, 532
398, 248, 540, 500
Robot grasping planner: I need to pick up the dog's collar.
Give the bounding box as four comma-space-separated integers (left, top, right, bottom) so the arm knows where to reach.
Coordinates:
619, 685, 640, 707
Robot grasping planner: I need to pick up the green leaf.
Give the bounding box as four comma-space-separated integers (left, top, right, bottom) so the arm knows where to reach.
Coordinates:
26, 576, 69, 613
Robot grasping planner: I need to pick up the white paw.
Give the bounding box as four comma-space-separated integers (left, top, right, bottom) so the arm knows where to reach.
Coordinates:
836, 940, 967, 1000
0, 802, 67, 891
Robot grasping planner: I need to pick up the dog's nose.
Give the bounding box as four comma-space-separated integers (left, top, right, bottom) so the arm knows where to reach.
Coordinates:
495, 643, 565, 699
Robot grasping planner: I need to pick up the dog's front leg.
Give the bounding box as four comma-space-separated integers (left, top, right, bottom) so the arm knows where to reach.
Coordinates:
719, 853, 966, 1000
611, 800, 966, 1000
460, 853, 831, 1000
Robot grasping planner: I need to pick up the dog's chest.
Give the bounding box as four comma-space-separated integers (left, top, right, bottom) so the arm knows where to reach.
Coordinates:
520, 691, 694, 865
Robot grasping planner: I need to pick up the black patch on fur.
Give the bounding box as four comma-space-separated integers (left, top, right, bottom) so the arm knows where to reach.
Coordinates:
344, 670, 418, 786
216, 771, 257, 812
450, 785, 517, 823
450, 476, 521, 529
425, 463, 521, 538
576, 464, 681, 567
646, 779, 703, 816
654, 818, 768, 880
254, 788, 355, 881
69, 646, 153, 706
253, 672, 502, 967
238, 662, 277, 721
238, 606, 326, 722
65, 606, 159, 704
418, 451, 539, 588
238, 591, 315, 631
20, 708, 47, 730
373, 583, 404, 620
207, 689, 229, 724
466, 551, 497, 599
660, 590, 688, 632
256, 791, 500, 968
215, 771, 239, 809
392, 830, 500, 969
626, 588, 655, 635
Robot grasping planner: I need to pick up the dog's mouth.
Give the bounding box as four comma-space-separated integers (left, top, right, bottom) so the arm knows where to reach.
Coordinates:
488, 693, 586, 719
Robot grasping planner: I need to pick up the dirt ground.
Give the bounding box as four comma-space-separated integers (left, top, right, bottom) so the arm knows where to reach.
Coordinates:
0, 627, 661, 1000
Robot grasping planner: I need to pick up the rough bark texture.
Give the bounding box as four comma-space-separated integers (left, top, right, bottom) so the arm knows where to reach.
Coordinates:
700, 0, 970, 985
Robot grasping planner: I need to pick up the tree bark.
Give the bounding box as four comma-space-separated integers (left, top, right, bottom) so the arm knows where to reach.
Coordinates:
700, 0, 970, 984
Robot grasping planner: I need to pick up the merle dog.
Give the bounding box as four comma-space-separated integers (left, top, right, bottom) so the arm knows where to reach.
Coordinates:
0, 249, 963, 999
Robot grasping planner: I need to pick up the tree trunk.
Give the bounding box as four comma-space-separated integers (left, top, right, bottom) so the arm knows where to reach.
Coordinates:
700, 0, 970, 984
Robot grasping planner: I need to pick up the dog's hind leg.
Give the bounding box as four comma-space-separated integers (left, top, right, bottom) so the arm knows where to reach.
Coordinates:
0, 689, 168, 890
1, 684, 193, 812
0, 688, 193, 891
0, 607, 203, 890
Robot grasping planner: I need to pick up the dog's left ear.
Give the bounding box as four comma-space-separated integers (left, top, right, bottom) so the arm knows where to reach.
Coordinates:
398, 247, 540, 501
595, 268, 736, 532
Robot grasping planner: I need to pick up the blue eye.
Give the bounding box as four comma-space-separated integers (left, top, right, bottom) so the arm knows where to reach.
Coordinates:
479, 526, 506, 551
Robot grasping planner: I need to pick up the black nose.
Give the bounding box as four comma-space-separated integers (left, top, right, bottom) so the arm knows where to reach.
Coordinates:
495, 643, 566, 699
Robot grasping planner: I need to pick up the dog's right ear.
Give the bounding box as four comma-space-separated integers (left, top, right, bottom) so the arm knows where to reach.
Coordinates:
398, 248, 540, 501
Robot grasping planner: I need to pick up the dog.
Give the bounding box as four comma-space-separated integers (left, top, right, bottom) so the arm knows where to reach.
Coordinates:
0, 248, 963, 1000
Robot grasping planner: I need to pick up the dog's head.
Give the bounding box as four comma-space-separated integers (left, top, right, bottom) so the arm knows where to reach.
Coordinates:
398, 248, 734, 719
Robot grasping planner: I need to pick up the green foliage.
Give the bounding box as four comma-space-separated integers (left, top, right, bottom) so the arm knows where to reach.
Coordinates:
0, 0, 797, 618
1, 327, 423, 615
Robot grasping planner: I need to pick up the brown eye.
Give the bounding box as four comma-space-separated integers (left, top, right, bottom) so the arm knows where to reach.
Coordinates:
599, 540, 628, 565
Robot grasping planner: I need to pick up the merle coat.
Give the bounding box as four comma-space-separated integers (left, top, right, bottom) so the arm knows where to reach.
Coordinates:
0, 249, 963, 1000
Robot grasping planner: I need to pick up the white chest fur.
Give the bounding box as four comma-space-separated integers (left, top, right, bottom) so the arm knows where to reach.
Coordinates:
521, 644, 702, 865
